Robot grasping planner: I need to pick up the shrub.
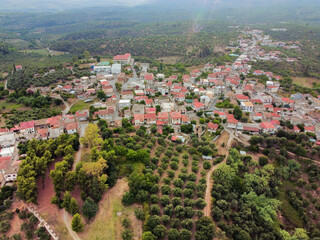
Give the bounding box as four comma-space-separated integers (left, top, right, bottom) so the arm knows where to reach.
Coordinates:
259, 156, 269, 166
134, 208, 145, 220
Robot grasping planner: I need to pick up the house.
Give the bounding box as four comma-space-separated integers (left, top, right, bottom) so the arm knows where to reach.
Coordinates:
133, 114, 145, 126
236, 94, 250, 102
145, 99, 154, 106
240, 101, 254, 113
144, 113, 157, 125
0, 147, 14, 158
95, 109, 114, 121
193, 102, 205, 112
20, 121, 35, 134
0, 129, 9, 136
281, 98, 294, 107
63, 85, 73, 92
213, 111, 226, 119
181, 115, 190, 124
119, 99, 131, 110
227, 114, 238, 129
144, 74, 154, 84
176, 93, 186, 102
171, 112, 182, 125
121, 90, 134, 100
37, 128, 49, 140
15, 65, 23, 71
207, 123, 219, 133
157, 112, 169, 125
253, 113, 263, 121
65, 122, 78, 135
111, 64, 122, 74
34, 119, 49, 130
305, 126, 315, 134
253, 70, 264, 76
146, 88, 156, 97
260, 122, 276, 134
113, 53, 131, 64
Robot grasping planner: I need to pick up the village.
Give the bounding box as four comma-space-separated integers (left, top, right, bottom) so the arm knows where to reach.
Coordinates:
0, 28, 319, 187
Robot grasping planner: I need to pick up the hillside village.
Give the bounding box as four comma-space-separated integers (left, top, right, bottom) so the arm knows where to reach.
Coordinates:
0, 28, 319, 187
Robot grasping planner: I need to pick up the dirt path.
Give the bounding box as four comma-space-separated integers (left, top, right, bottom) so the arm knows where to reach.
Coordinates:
63, 210, 81, 240
204, 130, 234, 217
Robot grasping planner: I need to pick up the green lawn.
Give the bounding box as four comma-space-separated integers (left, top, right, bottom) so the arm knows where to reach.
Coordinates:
68, 101, 92, 114
0, 101, 24, 110
19, 49, 49, 55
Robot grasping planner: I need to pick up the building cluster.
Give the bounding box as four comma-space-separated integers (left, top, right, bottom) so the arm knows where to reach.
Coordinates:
1, 29, 319, 186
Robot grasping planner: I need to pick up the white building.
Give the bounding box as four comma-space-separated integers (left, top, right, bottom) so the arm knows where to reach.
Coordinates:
119, 99, 131, 109
0, 134, 15, 148
111, 64, 122, 74
240, 101, 254, 113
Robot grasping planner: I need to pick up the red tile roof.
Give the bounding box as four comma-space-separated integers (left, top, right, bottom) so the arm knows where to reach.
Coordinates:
260, 122, 275, 129
113, 53, 131, 61
193, 102, 204, 109
208, 122, 219, 130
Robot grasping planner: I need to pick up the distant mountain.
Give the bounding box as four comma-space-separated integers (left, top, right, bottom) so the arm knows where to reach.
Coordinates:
1, 0, 318, 12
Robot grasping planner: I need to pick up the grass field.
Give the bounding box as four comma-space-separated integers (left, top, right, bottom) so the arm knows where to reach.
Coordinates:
68, 101, 93, 114
19, 49, 49, 55
292, 77, 320, 88
19, 49, 68, 56
80, 179, 142, 240
0, 101, 24, 110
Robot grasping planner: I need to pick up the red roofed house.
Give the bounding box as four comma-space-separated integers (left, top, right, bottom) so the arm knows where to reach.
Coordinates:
176, 92, 185, 102
157, 112, 169, 125
37, 128, 49, 140
15, 65, 23, 71
145, 99, 154, 106
253, 70, 264, 76
260, 122, 276, 134
253, 113, 263, 121
63, 85, 73, 92
305, 126, 315, 134
133, 114, 145, 126
227, 114, 238, 129
65, 122, 78, 135
213, 111, 226, 119
144, 74, 154, 85
193, 102, 204, 112
208, 122, 219, 133
181, 114, 190, 124
113, 53, 131, 64
20, 121, 35, 134
171, 112, 182, 125
76, 110, 89, 121
236, 94, 250, 102
281, 98, 294, 107
95, 108, 114, 122
144, 113, 157, 125
294, 126, 301, 133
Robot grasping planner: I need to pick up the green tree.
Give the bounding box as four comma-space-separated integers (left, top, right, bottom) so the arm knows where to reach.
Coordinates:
142, 231, 156, 240
71, 214, 84, 232
69, 198, 79, 215
80, 124, 103, 148
233, 106, 243, 120
82, 197, 98, 220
